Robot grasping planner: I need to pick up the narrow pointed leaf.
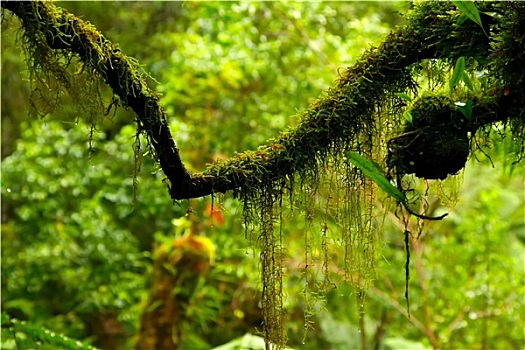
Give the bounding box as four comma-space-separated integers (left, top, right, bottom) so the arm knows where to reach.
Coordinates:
456, 13, 468, 26
462, 71, 474, 91
455, 99, 473, 121
403, 111, 413, 123
347, 152, 406, 204
449, 56, 465, 93
452, 1, 488, 36
452, 1, 483, 28
395, 92, 413, 102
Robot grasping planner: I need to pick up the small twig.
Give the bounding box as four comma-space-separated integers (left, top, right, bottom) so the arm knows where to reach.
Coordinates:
404, 229, 411, 319
368, 284, 427, 334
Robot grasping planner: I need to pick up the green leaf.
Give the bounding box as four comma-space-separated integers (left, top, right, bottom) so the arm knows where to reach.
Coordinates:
456, 13, 468, 26
1, 312, 11, 326
455, 99, 473, 121
462, 71, 474, 91
6, 319, 99, 350
449, 56, 465, 93
452, 1, 487, 35
395, 92, 412, 102
347, 152, 406, 204
212, 333, 295, 350
452, 1, 483, 28
403, 111, 413, 123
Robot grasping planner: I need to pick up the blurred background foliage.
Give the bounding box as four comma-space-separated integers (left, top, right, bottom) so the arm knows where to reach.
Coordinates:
1, 1, 523, 349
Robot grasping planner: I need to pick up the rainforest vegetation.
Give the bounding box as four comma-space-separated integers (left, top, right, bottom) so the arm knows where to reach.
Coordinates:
1, 1, 524, 349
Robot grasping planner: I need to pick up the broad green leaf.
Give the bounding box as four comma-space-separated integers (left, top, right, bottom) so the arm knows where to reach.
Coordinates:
395, 92, 412, 102
462, 71, 474, 91
347, 152, 406, 204
449, 56, 465, 93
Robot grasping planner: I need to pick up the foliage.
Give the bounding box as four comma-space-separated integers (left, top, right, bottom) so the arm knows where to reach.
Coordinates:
135, 233, 214, 348
1, 313, 98, 350
347, 151, 406, 204
1, 2, 524, 350
1, 121, 161, 347
212, 333, 294, 350
452, 0, 487, 35
369, 142, 525, 349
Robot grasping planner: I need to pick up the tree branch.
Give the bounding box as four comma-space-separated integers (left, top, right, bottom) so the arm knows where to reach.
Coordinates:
3, 1, 519, 200
1, 1, 193, 198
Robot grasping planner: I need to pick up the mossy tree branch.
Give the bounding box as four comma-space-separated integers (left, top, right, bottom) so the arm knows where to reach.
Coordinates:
2, 0, 193, 198
2, 1, 522, 200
